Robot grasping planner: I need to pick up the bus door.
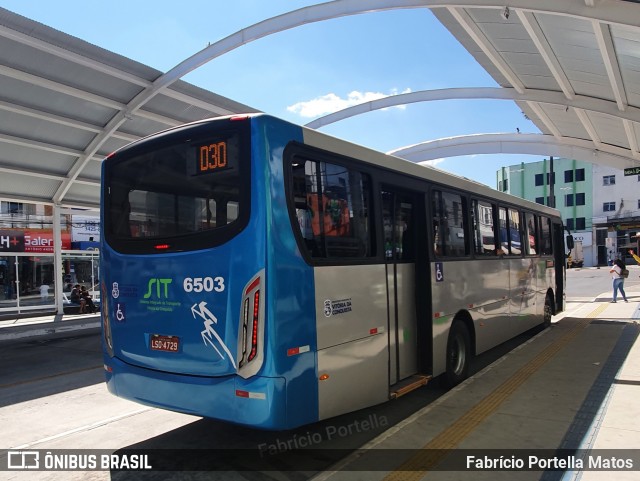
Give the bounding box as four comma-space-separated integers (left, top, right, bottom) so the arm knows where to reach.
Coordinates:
381, 189, 419, 385
553, 222, 565, 314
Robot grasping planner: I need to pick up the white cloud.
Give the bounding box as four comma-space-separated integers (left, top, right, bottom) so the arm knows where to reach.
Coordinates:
287, 88, 412, 118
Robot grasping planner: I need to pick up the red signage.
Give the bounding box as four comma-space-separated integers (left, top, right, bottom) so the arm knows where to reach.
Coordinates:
0, 229, 71, 253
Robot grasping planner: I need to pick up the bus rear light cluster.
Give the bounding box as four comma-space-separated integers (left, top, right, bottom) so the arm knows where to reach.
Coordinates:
239, 290, 260, 366
238, 270, 265, 377
248, 290, 260, 362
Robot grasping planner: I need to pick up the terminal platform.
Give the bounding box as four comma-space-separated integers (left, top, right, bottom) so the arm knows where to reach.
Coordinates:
1, 284, 639, 481
317, 287, 640, 481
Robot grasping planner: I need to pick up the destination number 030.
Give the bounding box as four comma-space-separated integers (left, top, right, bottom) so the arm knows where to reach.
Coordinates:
183, 277, 225, 293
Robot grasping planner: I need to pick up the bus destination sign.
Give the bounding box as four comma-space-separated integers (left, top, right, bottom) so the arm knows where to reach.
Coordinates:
624, 166, 640, 176
197, 141, 228, 174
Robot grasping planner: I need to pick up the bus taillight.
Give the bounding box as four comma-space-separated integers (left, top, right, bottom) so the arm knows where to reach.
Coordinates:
239, 297, 250, 367
237, 270, 265, 377
248, 290, 260, 362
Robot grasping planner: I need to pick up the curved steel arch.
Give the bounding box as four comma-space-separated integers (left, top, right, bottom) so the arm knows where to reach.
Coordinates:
53, 0, 640, 204
304, 87, 640, 129
388, 133, 635, 171
53, 0, 429, 204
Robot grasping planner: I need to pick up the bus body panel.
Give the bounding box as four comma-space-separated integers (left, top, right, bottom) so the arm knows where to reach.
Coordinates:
430, 256, 554, 376
313, 265, 388, 349
256, 116, 319, 428
313, 265, 389, 420
103, 238, 263, 377
104, 356, 287, 429
317, 334, 388, 421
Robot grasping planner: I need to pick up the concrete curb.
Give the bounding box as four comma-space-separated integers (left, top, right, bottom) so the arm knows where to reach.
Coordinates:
0, 315, 101, 345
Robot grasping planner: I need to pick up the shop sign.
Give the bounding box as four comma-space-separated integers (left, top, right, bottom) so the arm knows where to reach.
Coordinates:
0, 229, 71, 253
71, 215, 100, 242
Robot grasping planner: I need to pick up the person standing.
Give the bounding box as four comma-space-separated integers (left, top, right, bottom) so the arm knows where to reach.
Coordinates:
629, 249, 640, 265
609, 259, 628, 303
39, 282, 49, 301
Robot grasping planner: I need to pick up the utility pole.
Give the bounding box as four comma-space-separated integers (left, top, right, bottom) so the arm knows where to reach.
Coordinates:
549, 156, 555, 208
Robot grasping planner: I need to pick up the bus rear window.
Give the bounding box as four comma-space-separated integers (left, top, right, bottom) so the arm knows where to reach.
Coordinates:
105, 125, 249, 253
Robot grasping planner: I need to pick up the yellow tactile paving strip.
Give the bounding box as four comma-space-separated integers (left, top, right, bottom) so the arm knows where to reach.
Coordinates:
383, 312, 601, 481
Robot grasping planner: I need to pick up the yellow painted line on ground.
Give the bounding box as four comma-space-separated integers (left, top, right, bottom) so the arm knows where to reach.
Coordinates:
586, 303, 609, 319
384, 316, 593, 481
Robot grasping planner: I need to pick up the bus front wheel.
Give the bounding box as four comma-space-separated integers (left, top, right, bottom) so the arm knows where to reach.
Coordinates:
442, 320, 471, 388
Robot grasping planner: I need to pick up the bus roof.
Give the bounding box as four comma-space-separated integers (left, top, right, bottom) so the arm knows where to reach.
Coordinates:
298, 118, 560, 218
109, 112, 561, 219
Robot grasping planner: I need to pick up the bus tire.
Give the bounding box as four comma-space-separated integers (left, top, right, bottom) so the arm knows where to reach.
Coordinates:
442, 320, 471, 388
543, 294, 553, 328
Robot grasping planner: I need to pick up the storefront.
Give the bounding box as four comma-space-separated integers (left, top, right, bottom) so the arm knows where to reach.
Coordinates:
592, 217, 640, 266
0, 228, 99, 315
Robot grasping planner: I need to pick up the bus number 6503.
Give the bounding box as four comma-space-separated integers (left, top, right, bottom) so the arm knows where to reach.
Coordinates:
183, 277, 225, 293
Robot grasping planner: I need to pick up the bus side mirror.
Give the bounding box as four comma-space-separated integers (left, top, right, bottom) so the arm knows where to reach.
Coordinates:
566, 235, 574, 250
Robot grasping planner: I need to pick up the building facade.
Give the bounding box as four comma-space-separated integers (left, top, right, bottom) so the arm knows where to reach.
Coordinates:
497, 158, 640, 267
0, 201, 100, 316
591, 164, 640, 266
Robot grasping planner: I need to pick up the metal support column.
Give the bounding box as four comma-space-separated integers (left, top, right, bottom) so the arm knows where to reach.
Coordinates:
53, 204, 64, 317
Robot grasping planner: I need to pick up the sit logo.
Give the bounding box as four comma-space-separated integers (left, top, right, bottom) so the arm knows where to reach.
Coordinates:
143, 278, 172, 299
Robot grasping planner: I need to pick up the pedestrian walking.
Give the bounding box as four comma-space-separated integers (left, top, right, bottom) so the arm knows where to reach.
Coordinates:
609, 259, 628, 303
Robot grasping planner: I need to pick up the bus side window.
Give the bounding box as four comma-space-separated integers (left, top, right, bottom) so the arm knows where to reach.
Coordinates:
508, 209, 522, 256
291, 159, 324, 257
499, 207, 509, 254
432, 190, 443, 257
525, 212, 538, 255
290, 157, 372, 260
539, 216, 553, 255
432, 189, 469, 258
472, 199, 497, 256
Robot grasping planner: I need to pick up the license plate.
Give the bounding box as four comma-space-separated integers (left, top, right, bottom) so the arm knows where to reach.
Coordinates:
150, 334, 180, 352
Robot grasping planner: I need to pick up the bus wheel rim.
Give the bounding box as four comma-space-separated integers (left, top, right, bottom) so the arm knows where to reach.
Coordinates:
451, 334, 466, 375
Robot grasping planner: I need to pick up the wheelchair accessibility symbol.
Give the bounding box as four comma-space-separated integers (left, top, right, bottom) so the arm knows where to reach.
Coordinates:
435, 262, 444, 282
115, 303, 126, 322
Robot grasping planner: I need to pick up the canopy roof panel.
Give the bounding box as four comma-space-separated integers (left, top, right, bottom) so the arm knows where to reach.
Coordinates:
0, 7, 257, 209
429, 1, 640, 168
2, 1, 640, 211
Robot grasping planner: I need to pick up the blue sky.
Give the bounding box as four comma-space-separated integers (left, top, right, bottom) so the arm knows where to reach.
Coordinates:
1, 0, 544, 187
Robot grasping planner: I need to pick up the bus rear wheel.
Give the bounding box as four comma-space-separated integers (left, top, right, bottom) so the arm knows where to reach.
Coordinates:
442, 320, 471, 388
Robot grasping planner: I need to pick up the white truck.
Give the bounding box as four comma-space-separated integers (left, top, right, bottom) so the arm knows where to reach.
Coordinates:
568, 240, 584, 268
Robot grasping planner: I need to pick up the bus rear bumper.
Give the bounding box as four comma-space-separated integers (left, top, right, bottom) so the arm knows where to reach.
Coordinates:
104, 356, 287, 430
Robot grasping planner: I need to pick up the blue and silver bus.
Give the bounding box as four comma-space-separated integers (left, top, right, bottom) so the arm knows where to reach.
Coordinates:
101, 114, 566, 430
